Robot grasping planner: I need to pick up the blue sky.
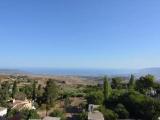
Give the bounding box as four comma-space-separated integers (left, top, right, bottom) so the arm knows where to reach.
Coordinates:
0, 0, 160, 69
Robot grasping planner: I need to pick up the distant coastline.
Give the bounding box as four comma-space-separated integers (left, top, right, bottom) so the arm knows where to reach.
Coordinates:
0, 68, 135, 76
0, 68, 160, 79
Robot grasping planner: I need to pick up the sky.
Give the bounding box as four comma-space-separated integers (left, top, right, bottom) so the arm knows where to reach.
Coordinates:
0, 0, 160, 69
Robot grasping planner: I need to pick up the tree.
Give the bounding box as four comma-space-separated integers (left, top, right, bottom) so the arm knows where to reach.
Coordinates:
24, 85, 33, 99
12, 81, 18, 98
136, 74, 155, 93
50, 109, 66, 120
6, 109, 19, 119
44, 79, 59, 106
120, 91, 160, 120
86, 91, 104, 105
103, 76, 111, 101
112, 77, 123, 89
36, 84, 44, 105
64, 96, 71, 112
0, 89, 8, 106
99, 106, 118, 120
114, 104, 129, 119
7, 109, 40, 120
129, 74, 135, 89
79, 111, 87, 120
0, 81, 10, 105
37, 84, 43, 96
32, 80, 36, 100
27, 110, 40, 119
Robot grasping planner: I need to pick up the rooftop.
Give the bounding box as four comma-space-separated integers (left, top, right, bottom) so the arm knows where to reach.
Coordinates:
0, 107, 7, 111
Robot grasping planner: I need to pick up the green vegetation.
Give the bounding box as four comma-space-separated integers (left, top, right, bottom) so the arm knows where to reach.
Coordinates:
111, 77, 123, 89
0, 81, 10, 106
32, 80, 36, 100
19, 85, 32, 99
114, 103, 129, 119
103, 76, 111, 101
62, 85, 85, 98
79, 111, 88, 120
120, 91, 160, 119
44, 79, 59, 107
136, 74, 155, 93
0, 76, 61, 119
12, 81, 17, 98
7, 109, 40, 119
0, 74, 160, 120
50, 109, 66, 120
129, 74, 135, 89
86, 90, 104, 104
85, 74, 160, 120
99, 106, 118, 120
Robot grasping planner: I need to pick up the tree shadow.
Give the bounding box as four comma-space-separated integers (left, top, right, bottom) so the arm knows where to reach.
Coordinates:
66, 106, 81, 113
66, 114, 80, 120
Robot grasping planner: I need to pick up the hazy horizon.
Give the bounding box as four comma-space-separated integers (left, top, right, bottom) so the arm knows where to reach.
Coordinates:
1, 67, 160, 78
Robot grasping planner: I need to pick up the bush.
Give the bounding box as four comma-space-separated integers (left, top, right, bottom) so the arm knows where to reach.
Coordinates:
27, 110, 40, 119
104, 89, 160, 120
50, 109, 65, 120
86, 91, 104, 105
135, 75, 155, 93
6, 109, 18, 118
120, 91, 160, 120
114, 103, 129, 119
7, 109, 40, 120
99, 106, 118, 120
79, 111, 87, 120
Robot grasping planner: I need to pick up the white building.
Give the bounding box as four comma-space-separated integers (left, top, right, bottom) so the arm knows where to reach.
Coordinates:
0, 107, 7, 117
88, 111, 104, 120
43, 116, 61, 120
88, 104, 104, 120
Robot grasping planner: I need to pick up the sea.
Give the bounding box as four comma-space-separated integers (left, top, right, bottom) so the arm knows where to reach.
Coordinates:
21, 68, 136, 76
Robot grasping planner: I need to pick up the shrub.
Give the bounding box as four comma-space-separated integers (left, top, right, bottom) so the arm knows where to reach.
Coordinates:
7, 109, 40, 120
99, 106, 118, 120
86, 91, 104, 105
79, 111, 87, 120
120, 91, 160, 120
50, 109, 65, 120
114, 103, 129, 119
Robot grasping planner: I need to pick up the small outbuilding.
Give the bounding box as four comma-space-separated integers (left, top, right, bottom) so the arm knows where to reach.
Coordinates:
43, 116, 61, 120
88, 111, 104, 120
0, 107, 7, 117
88, 104, 104, 120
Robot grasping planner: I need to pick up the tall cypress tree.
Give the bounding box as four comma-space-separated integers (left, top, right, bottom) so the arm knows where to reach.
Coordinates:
129, 74, 135, 89
103, 76, 111, 101
12, 81, 17, 98
32, 80, 36, 100
44, 79, 58, 106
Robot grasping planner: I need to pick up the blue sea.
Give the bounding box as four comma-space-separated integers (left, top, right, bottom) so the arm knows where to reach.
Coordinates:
21, 68, 136, 76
